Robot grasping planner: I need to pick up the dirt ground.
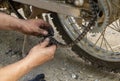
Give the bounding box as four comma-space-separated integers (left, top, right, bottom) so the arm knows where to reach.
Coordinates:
0, 30, 120, 81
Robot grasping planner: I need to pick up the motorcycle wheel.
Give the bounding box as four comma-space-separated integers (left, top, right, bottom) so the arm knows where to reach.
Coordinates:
51, 12, 120, 69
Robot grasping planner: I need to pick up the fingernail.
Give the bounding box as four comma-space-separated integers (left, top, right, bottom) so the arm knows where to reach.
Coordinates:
43, 31, 48, 35
45, 38, 50, 41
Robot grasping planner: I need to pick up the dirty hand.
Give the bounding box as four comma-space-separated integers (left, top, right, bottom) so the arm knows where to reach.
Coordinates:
19, 19, 51, 36
24, 38, 56, 68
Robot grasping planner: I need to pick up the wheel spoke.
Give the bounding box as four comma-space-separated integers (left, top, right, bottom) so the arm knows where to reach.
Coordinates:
104, 39, 108, 51
99, 36, 104, 49
118, 18, 120, 25
85, 33, 88, 44
102, 34, 109, 51
112, 2, 120, 9
108, 25, 120, 33
94, 33, 103, 46
114, 17, 120, 29
108, 18, 120, 33
111, 23, 119, 29
94, 28, 106, 46
103, 36, 114, 53
93, 26, 114, 52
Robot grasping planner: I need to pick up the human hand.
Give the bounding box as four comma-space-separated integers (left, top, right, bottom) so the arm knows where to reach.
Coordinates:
19, 19, 51, 36
24, 38, 56, 68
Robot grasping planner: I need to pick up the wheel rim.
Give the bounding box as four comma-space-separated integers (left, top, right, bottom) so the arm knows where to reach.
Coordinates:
58, 14, 120, 62
57, 0, 120, 62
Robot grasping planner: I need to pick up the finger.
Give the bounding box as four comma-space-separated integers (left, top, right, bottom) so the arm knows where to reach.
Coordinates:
41, 23, 52, 30
34, 19, 51, 27
43, 45, 56, 59
40, 38, 50, 47
37, 20, 52, 29
37, 28, 48, 35
28, 28, 48, 36
27, 19, 51, 29
42, 22, 52, 28
46, 45, 57, 53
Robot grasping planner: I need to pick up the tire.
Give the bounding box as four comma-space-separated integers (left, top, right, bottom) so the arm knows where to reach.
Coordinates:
51, 13, 120, 70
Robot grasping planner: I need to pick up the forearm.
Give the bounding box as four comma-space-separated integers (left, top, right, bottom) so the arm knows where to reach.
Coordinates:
0, 12, 23, 31
0, 58, 33, 81
0, 38, 56, 81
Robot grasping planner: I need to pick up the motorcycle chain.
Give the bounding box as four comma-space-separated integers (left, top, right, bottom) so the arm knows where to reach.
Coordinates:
44, 0, 98, 47
8, 0, 97, 48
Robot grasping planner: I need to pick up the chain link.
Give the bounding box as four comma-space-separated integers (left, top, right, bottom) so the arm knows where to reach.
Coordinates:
46, 0, 98, 47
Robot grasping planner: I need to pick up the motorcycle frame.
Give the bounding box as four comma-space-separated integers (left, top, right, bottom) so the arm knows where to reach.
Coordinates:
12, 0, 119, 26
13, 0, 81, 17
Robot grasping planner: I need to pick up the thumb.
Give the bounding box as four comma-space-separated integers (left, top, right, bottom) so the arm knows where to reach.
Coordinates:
46, 45, 57, 54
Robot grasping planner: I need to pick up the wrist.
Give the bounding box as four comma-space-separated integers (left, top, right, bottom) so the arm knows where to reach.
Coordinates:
22, 56, 36, 70
10, 18, 24, 31
23, 54, 47, 69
